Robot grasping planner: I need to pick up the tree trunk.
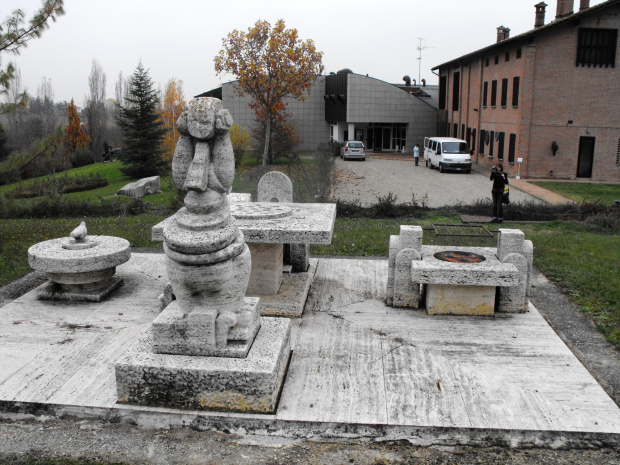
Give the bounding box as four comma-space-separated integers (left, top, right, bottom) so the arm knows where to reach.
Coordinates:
262, 112, 271, 167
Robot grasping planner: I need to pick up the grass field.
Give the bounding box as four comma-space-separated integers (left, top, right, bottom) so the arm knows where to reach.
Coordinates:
530, 181, 620, 205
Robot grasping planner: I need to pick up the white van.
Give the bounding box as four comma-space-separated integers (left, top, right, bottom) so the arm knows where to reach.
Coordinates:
423, 137, 472, 173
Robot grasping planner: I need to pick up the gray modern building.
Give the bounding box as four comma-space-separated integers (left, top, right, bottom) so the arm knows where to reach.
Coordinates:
199, 70, 438, 153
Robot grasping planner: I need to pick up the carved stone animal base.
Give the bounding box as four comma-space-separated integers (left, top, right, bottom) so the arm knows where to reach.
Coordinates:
115, 317, 291, 414
153, 298, 260, 358
37, 276, 124, 302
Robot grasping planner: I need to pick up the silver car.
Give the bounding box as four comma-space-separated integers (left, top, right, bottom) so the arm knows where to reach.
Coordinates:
340, 141, 366, 161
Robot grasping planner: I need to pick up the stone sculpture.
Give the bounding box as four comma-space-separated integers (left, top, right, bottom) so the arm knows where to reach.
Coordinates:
157, 97, 258, 356
28, 222, 130, 301
115, 98, 291, 413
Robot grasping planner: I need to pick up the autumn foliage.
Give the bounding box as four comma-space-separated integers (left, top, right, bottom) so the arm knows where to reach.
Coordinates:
63, 98, 89, 153
157, 78, 186, 168
214, 19, 323, 166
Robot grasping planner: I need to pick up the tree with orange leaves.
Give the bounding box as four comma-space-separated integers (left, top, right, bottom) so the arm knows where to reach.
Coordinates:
157, 78, 186, 168
63, 98, 89, 153
215, 19, 323, 166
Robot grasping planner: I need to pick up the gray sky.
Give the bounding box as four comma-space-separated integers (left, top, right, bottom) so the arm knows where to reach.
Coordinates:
4, 0, 606, 105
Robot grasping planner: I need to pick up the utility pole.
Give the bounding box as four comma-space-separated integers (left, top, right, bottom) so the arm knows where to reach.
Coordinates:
417, 38, 433, 84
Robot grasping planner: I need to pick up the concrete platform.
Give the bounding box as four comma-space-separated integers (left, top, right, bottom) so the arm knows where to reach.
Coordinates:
0, 254, 619, 447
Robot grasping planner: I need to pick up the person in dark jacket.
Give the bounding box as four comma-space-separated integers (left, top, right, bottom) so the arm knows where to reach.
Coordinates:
490, 163, 508, 223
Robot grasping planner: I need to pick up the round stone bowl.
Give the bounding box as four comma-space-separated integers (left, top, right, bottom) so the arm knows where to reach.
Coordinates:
28, 236, 131, 301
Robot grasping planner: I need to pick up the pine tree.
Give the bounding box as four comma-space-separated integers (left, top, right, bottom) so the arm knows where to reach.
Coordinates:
116, 62, 166, 177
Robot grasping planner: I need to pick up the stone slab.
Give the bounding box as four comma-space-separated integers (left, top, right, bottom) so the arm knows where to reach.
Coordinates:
152, 202, 336, 245
115, 317, 291, 414
425, 283, 495, 316
1, 254, 620, 447
415, 245, 518, 286
253, 260, 317, 318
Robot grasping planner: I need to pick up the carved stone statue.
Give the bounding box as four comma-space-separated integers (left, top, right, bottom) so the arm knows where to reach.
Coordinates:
154, 97, 259, 357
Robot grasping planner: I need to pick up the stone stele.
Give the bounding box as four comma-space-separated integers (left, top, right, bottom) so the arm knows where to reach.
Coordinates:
115, 97, 291, 414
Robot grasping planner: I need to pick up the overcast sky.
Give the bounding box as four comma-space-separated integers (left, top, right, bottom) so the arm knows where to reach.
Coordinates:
3, 0, 606, 105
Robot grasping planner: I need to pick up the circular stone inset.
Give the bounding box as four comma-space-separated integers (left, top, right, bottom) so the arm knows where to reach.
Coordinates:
433, 250, 486, 264
231, 203, 293, 220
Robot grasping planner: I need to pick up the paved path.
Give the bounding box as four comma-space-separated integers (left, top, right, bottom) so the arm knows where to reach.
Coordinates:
332, 155, 540, 208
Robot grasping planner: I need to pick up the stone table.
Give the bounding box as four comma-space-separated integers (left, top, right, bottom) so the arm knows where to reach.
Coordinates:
152, 201, 336, 315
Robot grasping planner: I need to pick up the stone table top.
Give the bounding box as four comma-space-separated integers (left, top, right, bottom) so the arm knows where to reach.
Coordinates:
152, 202, 336, 245
411, 245, 519, 287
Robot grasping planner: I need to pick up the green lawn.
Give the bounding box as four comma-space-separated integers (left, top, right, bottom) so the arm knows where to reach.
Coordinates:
0, 161, 177, 207
531, 181, 620, 205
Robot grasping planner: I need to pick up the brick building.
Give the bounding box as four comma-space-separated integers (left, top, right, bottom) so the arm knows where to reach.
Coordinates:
433, 0, 620, 181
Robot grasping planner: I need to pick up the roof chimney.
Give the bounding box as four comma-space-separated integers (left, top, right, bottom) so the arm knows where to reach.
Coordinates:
556, 0, 574, 19
496, 26, 511, 42
579, 0, 590, 11
535, 2, 548, 28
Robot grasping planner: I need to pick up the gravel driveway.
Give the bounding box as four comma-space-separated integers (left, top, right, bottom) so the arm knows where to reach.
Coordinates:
332, 157, 537, 207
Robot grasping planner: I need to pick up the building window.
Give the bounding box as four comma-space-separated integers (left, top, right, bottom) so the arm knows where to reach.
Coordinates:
509, 134, 517, 164
616, 138, 620, 165
485, 57, 490, 67
576, 28, 618, 67
479, 130, 485, 155
501, 78, 508, 107
439, 75, 447, 110
452, 72, 460, 111
494, 55, 499, 65
489, 131, 495, 157
512, 76, 520, 107
483, 82, 488, 108
461, 124, 465, 139
498, 132, 505, 160
453, 124, 458, 137
491, 80, 498, 107
466, 127, 471, 146
505, 52, 510, 62
516, 48, 522, 59
472, 129, 476, 155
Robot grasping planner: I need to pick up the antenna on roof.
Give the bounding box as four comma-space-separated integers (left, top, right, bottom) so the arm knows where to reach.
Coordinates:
417, 38, 434, 84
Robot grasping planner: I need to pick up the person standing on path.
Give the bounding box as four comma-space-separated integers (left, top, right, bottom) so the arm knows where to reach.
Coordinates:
413, 144, 420, 166
490, 163, 508, 223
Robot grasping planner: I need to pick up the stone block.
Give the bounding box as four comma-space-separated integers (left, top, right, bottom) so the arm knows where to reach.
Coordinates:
257, 172, 293, 203
399, 225, 423, 251
152, 298, 261, 357
426, 284, 495, 316
497, 229, 525, 261
393, 248, 422, 308
116, 317, 291, 414
247, 243, 284, 295
290, 243, 309, 272
497, 253, 528, 313
117, 176, 161, 199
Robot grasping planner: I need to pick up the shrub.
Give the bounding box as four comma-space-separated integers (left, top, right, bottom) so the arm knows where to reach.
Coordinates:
5, 172, 108, 199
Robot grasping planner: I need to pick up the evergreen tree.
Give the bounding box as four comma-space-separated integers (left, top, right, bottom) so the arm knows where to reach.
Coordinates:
116, 62, 166, 177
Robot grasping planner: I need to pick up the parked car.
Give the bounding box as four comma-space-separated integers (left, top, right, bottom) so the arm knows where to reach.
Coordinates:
423, 137, 471, 173
340, 141, 366, 161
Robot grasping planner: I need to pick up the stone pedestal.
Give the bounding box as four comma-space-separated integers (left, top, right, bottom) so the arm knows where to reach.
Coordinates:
28, 235, 130, 302
425, 284, 495, 316
247, 243, 284, 295
116, 317, 291, 413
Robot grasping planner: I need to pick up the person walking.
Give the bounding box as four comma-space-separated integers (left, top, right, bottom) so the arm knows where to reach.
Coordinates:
490, 163, 508, 223
413, 144, 420, 166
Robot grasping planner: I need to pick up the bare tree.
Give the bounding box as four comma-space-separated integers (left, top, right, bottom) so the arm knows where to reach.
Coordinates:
3, 68, 29, 150
36, 76, 56, 135
85, 59, 107, 161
